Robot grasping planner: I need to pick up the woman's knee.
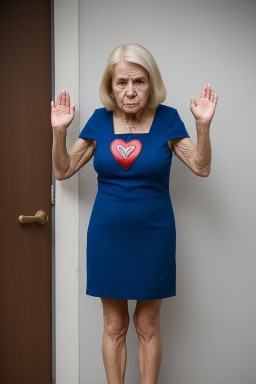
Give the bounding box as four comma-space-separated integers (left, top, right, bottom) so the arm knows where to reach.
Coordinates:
101, 298, 129, 341
133, 299, 162, 342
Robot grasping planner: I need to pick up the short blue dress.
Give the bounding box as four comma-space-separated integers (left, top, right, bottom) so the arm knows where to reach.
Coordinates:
79, 104, 190, 300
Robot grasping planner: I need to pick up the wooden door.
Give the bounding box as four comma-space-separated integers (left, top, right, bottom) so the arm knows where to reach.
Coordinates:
0, 1, 53, 383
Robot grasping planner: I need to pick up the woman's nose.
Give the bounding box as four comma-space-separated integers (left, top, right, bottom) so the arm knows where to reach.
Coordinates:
126, 82, 136, 97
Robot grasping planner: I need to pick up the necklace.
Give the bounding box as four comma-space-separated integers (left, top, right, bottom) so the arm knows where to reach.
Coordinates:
123, 113, 142, 132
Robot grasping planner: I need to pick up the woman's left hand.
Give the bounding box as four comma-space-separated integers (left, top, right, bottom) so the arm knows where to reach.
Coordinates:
190, 84, 218, 125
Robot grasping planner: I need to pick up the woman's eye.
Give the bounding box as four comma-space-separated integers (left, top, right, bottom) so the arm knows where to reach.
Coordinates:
136, 80, 144, 85
119, 81, 126, 86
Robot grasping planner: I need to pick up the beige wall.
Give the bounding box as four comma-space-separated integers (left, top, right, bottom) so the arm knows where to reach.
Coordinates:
54, 0, 79, 383
78, 0, 256, 383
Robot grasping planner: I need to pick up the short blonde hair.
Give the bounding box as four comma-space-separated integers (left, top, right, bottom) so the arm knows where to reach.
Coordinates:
99, 43, 167, 111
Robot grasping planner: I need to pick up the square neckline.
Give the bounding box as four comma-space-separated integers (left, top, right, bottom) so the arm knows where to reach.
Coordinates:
111, 105, 160, 136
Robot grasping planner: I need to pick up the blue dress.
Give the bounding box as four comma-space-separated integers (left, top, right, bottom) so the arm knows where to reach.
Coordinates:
79, 104, 190, 300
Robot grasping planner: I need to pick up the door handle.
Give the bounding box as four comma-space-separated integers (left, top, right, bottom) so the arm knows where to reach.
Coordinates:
18, 210, 48, 225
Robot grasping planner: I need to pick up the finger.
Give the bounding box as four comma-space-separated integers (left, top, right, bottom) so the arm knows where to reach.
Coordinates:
56, 96, 61, 106
51, 101, 55, 109
200, 84, 207, 99
56, 91, 62, 103
66, 92, 70, 108
190, 96, 197, 109
210, 88, 214, 103
206, 84, 211, 99
61, 90, 66, 106
213, 93, 218, 105
70, 104, 75, 119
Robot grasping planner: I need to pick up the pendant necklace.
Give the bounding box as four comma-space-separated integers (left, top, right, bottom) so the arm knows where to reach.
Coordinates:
123, 113, 142, 132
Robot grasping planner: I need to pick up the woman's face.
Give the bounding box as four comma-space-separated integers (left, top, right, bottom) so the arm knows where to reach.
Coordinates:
111, 61, 151, 115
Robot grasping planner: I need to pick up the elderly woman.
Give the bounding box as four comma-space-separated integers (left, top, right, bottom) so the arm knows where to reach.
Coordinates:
51, 43, 218, 384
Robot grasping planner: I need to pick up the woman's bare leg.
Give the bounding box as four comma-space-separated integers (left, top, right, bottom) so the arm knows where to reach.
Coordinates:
100, 298, 129, 384
133, 299, 163, 384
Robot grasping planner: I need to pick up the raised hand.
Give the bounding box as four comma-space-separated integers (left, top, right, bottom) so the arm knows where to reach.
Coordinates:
51, 90, 75, 129
190, 84, 218, 125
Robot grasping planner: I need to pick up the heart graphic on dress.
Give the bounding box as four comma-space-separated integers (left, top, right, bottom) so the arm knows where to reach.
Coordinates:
110, 139, 142, 170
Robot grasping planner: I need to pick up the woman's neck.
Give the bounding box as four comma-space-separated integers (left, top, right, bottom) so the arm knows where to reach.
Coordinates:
115, 106, 152, 124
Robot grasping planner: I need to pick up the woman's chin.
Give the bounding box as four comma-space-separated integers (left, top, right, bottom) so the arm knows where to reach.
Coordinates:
122, 104, 141, 114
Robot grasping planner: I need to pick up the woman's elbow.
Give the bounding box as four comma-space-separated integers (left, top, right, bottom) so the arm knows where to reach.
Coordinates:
54, 170, 69, 181
200, 171, 210, 177
196, 168, 211, 178
54, 173, 65, 181
191, 164, 211, 177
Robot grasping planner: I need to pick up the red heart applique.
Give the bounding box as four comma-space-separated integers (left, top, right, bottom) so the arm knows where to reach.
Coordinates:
110, 139, 142, 170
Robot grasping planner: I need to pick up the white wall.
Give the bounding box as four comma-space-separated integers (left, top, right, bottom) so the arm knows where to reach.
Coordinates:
54, 1, 79, 383
77, 0, 256, 383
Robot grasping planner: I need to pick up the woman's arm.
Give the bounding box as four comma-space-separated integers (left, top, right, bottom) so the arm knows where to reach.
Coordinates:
168, 84, 218, 177
51, 90, 96, 181
168, 122, 211, 177
52, 130, 96, 180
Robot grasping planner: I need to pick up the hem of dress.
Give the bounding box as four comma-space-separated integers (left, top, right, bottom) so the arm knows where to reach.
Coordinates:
85, 290, 176, 300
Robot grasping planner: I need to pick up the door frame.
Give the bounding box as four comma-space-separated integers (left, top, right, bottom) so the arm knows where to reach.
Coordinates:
52, 0, 80, 383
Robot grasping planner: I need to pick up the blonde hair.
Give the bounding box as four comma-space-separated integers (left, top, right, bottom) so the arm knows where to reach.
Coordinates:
99, 43, 167, 110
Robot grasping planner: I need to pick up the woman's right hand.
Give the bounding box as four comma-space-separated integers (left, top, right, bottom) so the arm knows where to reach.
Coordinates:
51, 90, 75, 130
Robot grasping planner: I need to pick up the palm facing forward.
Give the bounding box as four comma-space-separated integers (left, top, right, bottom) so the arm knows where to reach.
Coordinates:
51, 90, 75, 129
190, 84, 218, 125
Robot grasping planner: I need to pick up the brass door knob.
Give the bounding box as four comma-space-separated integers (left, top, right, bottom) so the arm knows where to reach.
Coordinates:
18, 210, 48, 225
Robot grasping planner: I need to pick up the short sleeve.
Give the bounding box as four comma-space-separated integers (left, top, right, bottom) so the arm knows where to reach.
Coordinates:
78, 109, 98, 140
166, 108, 190, 141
